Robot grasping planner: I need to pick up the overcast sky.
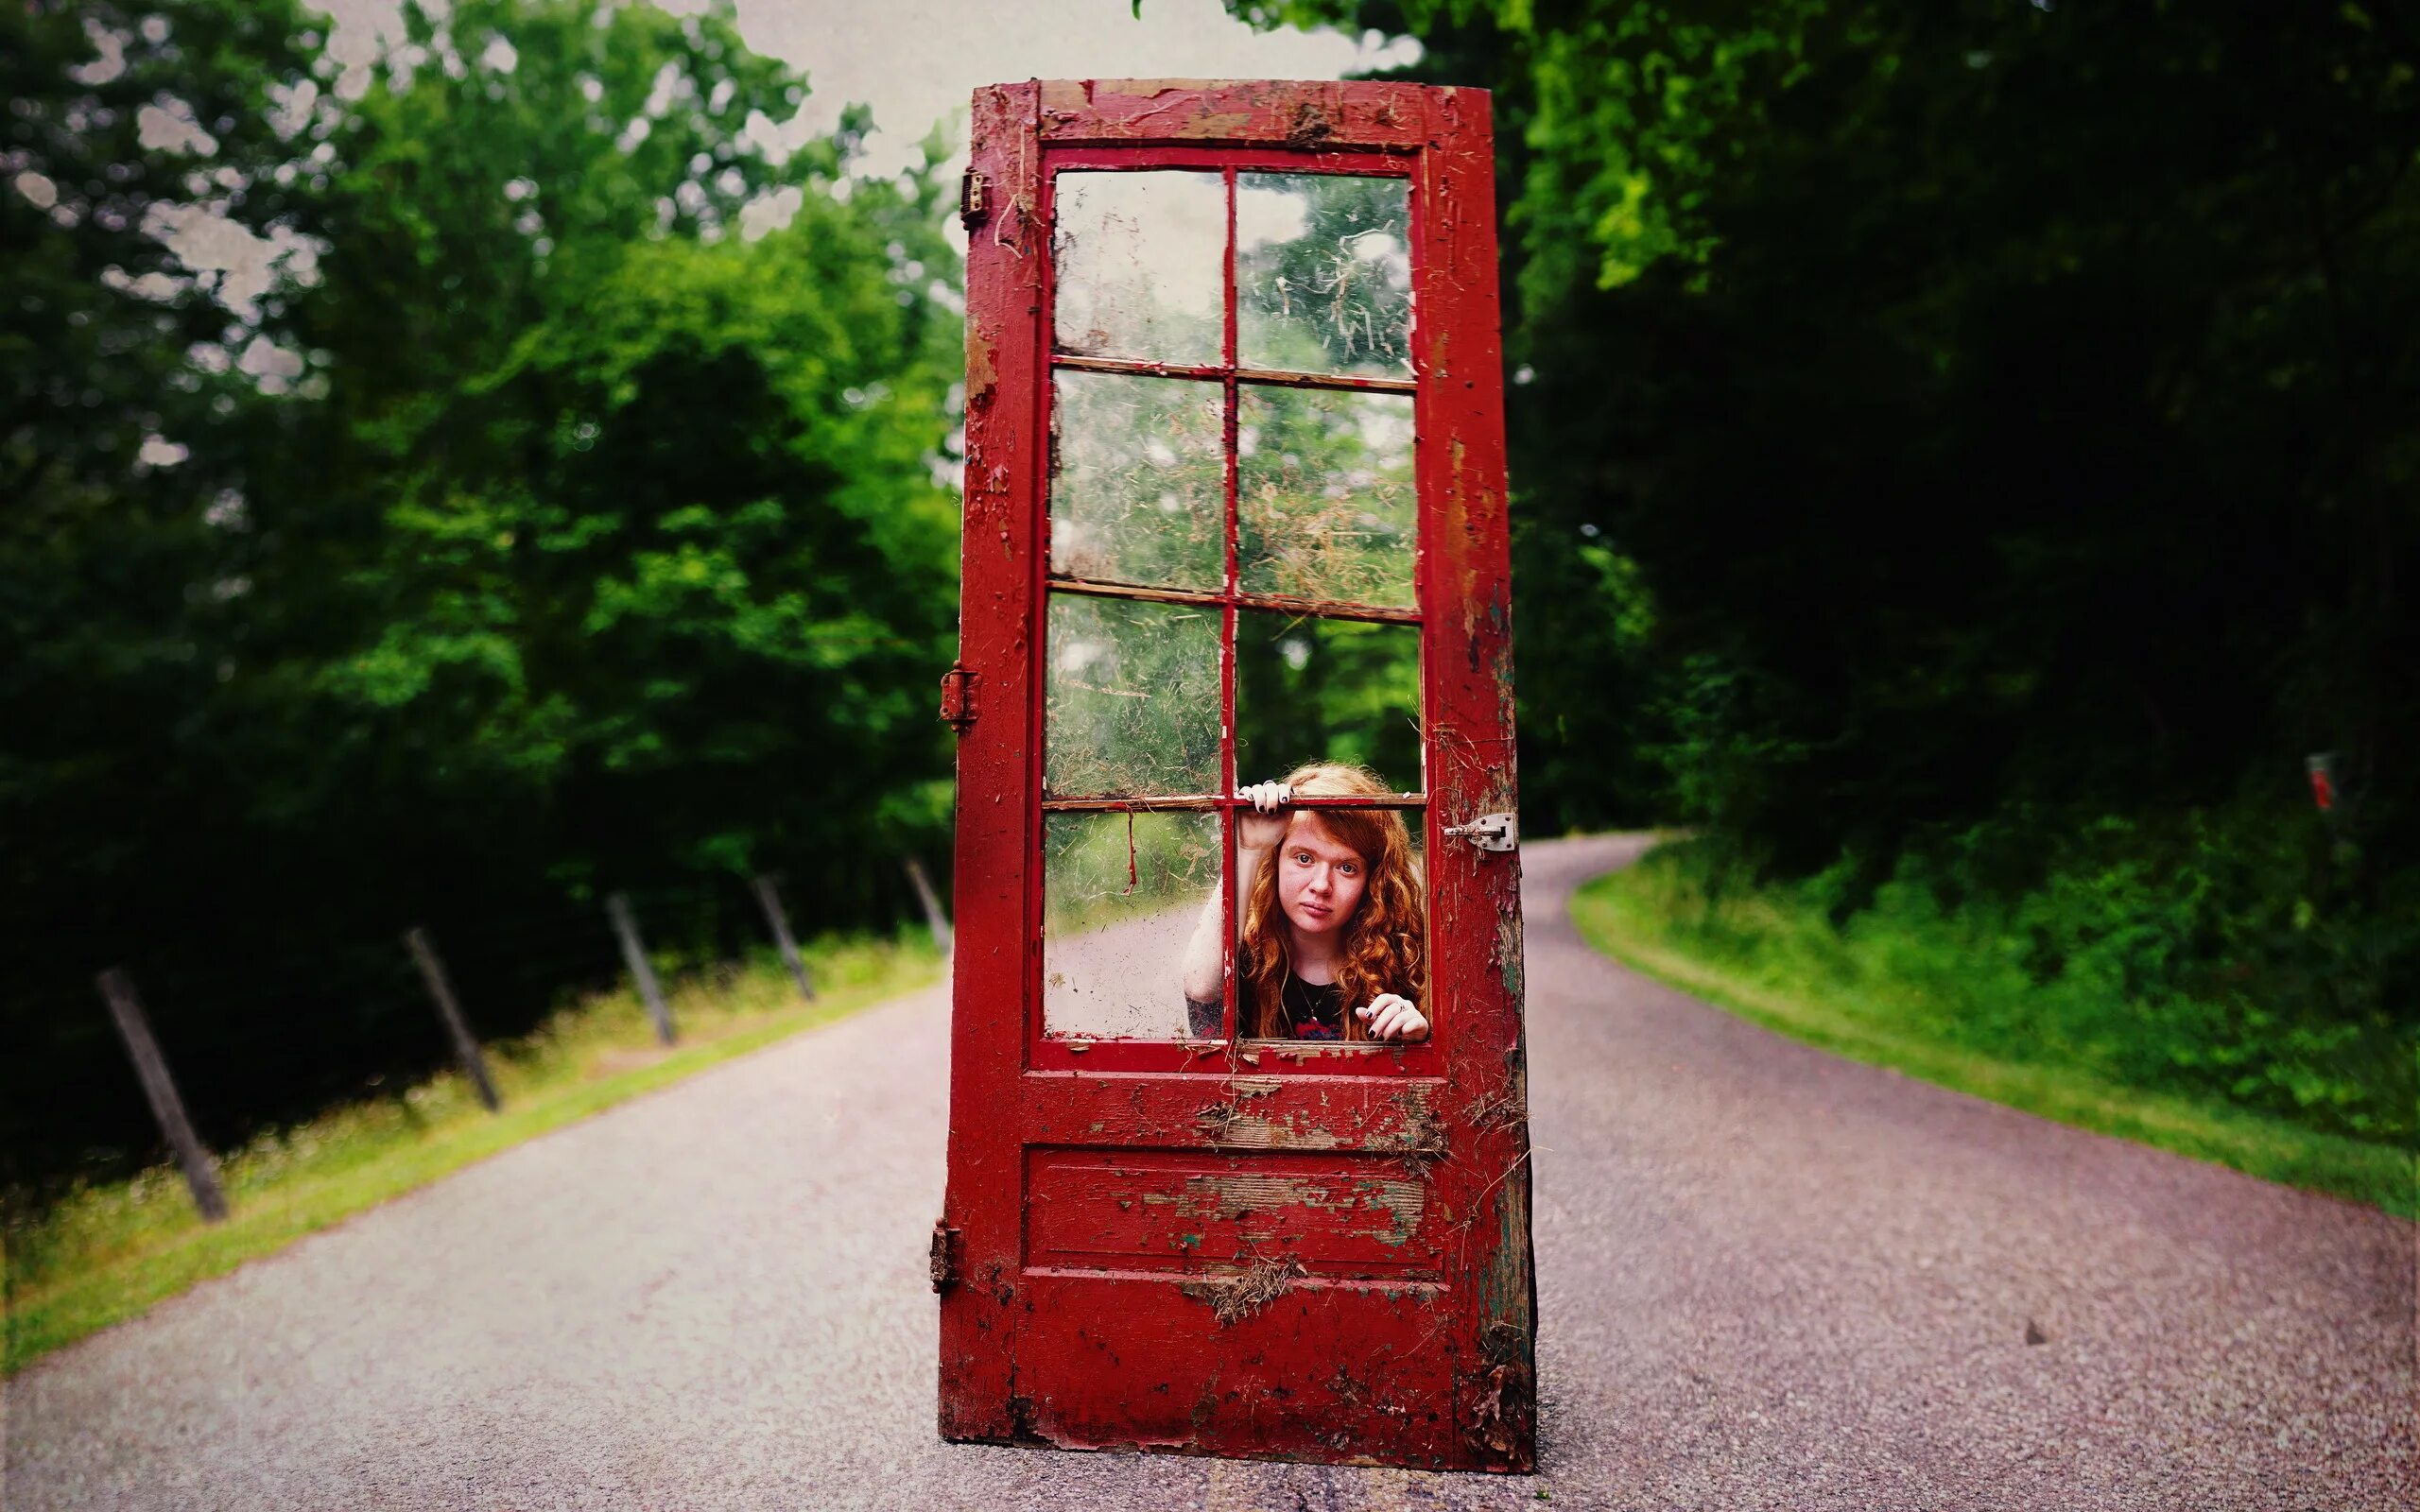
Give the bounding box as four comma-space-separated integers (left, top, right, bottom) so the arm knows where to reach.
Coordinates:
88, 2, 1417, 374
326, 0, 1420, 178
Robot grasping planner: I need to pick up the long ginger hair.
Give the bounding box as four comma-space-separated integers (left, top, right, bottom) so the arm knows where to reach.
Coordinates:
1238, 763, 1425, 1040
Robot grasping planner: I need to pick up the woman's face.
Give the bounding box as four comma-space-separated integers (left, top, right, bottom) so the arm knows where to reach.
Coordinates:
1274, 813, 1369, 940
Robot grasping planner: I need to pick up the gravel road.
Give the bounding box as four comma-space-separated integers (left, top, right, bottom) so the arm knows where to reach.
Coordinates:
7, 835, 2411, 1510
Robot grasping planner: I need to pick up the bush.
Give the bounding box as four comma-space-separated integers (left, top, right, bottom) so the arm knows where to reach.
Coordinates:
1640, 801, 2417, 1147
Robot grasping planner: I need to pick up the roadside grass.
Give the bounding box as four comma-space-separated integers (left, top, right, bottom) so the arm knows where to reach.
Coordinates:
2, 932, 942, 1376
1571, 850, 2416, 1220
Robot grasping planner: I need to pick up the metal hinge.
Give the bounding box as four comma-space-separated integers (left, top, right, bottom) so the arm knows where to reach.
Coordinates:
1443, 812, 1518, 852
959, 169, 989, 229
929, 1219, 960, 1292
939, 663, 977, 732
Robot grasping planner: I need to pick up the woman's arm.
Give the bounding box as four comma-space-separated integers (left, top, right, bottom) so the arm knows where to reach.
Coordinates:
1178, 782, 1291, 1004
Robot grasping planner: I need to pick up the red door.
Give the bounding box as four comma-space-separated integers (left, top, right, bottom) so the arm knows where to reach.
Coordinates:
938, 79, 1531, 1472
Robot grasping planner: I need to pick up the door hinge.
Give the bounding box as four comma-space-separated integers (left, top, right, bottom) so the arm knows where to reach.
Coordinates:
939, 662, 977, 732
929, 1219, 961, 1292
1444, 812, 1518, 852
959, 169, 989, 230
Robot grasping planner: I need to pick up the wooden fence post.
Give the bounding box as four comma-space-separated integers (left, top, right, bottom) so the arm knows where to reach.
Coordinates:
606, 892, 677, 1044
905, 857, 953, 962
95, 968, 229, 1223
750, 874, 817, 1002
403, 927, 500, 1112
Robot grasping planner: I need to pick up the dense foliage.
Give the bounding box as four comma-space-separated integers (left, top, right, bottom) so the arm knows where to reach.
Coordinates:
1243, 0, 2418, 1140
12, 0, 2412, 1187
3, 0, 961, 1181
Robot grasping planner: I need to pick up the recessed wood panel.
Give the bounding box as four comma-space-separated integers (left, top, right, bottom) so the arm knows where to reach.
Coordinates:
1026, 1147, 1442, 1280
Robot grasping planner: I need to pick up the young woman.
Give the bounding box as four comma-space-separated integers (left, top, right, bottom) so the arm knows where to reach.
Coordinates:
1180, 762, 1429, 1042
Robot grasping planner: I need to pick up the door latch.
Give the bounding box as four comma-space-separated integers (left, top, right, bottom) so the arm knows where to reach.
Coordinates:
1443, 812, 1518, 852
939, 663, 977, 732
930, 1219, 960, 1292
959, 169, 990, 229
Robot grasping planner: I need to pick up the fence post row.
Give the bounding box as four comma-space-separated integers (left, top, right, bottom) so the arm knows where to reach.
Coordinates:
906, 857, 953, 962
95, 967, 230, 1224
750, 874, 817, 1003
403, 926, 501, 1112
606, 891, 677, 1044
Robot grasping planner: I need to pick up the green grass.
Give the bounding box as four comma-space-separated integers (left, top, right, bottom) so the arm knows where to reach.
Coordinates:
1571, 849, 2416, 1219
2, 933, 942, 1375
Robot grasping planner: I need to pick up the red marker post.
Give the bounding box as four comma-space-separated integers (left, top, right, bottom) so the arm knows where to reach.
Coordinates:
2307, 752, 2339, 816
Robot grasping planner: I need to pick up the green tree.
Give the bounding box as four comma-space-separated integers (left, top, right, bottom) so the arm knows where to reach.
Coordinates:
2, 0, 963, 1182
268, 0, 963, 888
1239, 0, 2419, 1129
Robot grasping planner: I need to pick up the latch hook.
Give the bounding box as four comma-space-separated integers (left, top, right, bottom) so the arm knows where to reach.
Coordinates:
1443, 812, 1518, 852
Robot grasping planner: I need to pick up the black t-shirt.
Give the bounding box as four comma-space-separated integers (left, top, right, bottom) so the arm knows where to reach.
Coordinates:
1185, 972, 1347, 1040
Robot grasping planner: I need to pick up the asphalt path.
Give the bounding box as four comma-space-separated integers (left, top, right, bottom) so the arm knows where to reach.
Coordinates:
7, 835, 2411, 1510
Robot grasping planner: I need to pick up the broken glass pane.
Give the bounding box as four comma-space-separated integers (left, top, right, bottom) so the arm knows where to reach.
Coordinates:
1233, 814, 1429, 1044
1236, 173, 1411, 379
1234, 611, 1423, 796
1046, 593, 1222, 799
1044, 810, 1220, 1041
1237, 384, 1416, 608
1051, 370, 1225, 591
1053, 170, 1225, 367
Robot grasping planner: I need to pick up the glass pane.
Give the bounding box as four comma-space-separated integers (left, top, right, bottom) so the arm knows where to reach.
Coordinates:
1234, 611, 1422, 797
1050, 371, 1225, 590
1231, 808, 1428, 1043
1053, 170, 1224, 367
1046, 593, 1222, 799
1045, 810, 1221, 1041
1237, 385, 1416, 608
1236, 173, 1412, 379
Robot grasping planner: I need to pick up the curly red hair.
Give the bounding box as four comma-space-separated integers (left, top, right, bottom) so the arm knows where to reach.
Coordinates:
1238, 763, 1426, 1040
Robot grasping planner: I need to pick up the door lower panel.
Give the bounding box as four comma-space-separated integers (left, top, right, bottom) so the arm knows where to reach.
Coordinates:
1025, 1147, 1443, 1279
990, 1273, 1464, 1466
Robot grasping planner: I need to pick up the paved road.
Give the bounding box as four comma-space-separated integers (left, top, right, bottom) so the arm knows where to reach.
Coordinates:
7, 836, 2411, 1510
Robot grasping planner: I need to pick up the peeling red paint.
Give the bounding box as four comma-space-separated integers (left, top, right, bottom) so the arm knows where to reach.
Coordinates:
940, 79, 1531, 1472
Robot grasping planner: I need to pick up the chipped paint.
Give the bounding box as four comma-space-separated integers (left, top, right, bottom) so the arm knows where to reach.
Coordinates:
1179, 1255, 1307, 1324
1195, 1104, 1344, 1149
965, 328, 998, 409
942, 77, 1531, 1470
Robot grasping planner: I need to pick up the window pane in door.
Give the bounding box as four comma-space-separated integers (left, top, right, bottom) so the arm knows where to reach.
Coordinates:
1231, 813, 1429, 1045
1051, 370, 1225, 591
1046, 593, 1222, 799
1044, 810, 1221, 1041
1237, 384, 1415, 609
1053, 170, 1225, 367
1234, 611, 1422, 797
1236, 173, 1412, 379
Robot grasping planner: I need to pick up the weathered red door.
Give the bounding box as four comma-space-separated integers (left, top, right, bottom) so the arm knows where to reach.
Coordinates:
939, 78, 1531, 1471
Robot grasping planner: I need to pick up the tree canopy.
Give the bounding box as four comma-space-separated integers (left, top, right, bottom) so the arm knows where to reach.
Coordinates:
3, 0, 963, 1179
1239, 0, 2417, 1133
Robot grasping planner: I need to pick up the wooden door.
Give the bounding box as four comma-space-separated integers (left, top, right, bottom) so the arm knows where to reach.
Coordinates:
938, 79, 1531, 1472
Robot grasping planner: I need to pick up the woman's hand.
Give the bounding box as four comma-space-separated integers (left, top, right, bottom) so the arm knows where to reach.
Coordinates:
1356, 993, 1429, 1043
1236, 781, 1293, 853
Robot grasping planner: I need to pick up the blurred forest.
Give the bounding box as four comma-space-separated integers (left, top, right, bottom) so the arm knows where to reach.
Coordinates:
1250, 0, 2417, 1142
8, 0, 2413, 1192
3, 0, 962, 1184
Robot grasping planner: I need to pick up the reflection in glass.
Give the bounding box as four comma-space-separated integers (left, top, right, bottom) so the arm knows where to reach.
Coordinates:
1237, 385, 1415, 608
1052, 170, 1225, 367
1045, 810, 1220, 1040
1050, 371, 1225, 591
1236, 173, 1412, 379
1046, 593, 1222, 798
1234, 611, 1422, 796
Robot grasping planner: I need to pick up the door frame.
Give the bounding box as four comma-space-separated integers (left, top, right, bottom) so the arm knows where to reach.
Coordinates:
942, 78, 1531, 1471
